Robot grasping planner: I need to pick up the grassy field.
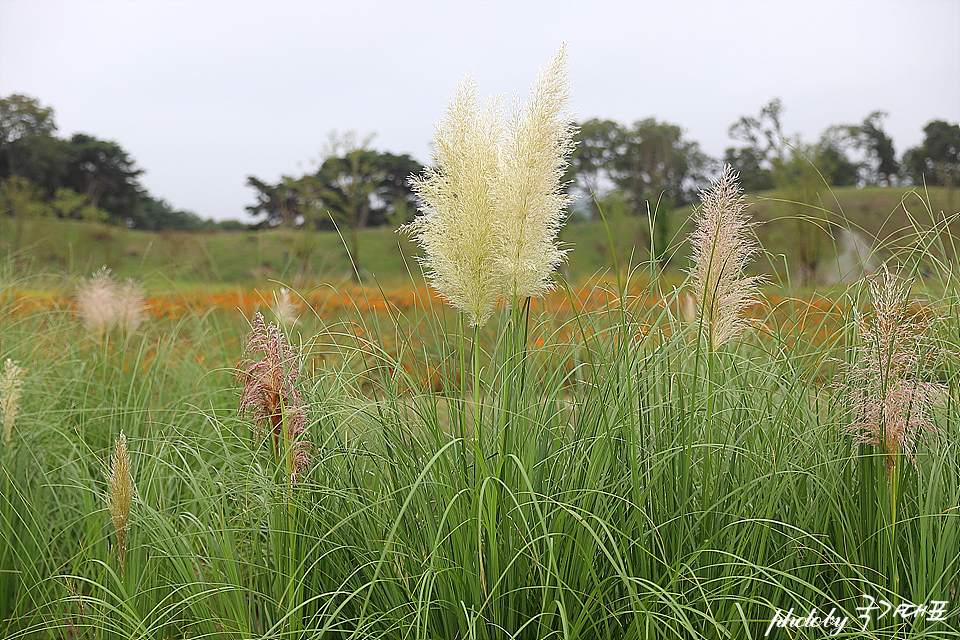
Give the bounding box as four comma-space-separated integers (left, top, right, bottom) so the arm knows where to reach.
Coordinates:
0, 183, 958, 638
1, 186, 956, 294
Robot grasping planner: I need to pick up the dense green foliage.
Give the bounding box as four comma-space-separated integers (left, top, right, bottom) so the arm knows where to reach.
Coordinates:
246, 144, 423, 281
902, 121, 960, 188
246, 149, 422, 231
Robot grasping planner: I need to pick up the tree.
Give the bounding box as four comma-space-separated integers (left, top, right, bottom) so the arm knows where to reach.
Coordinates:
726, 98, 787, 188
0, 94, 56, 145
727, 99, 863, 191
903, 120, 960, 188
723, 146, 774, 192
0, 94, 65, 193
729, 103, 831, 285
567, 119, 624, 217
50, 187, 108, 222
611, 118, 711, 264
858, 111, 899, 186
0, 176, 45, 253
62, 134, 145, 223
815, 127, 861, 187
314, 150, 421, 228
773, 142, 832, 285
311, 133, 422, 278
244, 132, 423, 280
133, 196, 204, 231
1, 94, 211, 231
244, 175, 303, 228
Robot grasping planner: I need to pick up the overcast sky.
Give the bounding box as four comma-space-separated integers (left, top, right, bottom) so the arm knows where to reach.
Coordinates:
2, 0, 958, 222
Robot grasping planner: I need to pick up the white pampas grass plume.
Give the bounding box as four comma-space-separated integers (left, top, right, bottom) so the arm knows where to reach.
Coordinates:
272, 287, 300, 327
1, 359, 26, 445
840, 266, 946, 473
116, 278, 146, 334
75, 267, 146, 336
403, 75, 506, 327
106, 431, 133, 566
494, 44, 576, 301
688, 165, 765, 349
402, 44, 576, 326
76, 267, 119, 335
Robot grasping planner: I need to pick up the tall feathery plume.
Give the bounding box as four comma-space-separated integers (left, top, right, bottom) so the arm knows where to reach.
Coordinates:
116, 278, 146, 335
493, 44, 576, 301
841, 266, 946, 473
237, 312, 311, 485
402, 44, 576, 326
272, 287, 300, 328
1, 359, 26, 446
76, 267, 119, 335
75, 267, 146, 336
403, 75, 505, 327
688, 165, 765, 349
106, 431, 132, 566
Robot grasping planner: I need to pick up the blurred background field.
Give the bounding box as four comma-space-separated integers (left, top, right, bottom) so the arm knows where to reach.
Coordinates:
2, 185, 957, 295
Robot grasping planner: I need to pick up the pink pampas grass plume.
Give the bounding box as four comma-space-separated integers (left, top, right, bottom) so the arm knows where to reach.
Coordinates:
237, 312, 311, 485
840, 266, 947, 473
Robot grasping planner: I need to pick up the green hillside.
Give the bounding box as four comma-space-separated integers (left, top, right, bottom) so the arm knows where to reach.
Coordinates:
1, 186, 956, 293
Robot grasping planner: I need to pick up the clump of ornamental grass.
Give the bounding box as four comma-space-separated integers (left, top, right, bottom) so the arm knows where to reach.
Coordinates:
237, 312, 311, 486
105, 431, 132, 567
687, 165, 765, 350
401, 43, 576, 327
75, 267, 146, 336
401, 45, 576, 446
840, 265, 947, 475
1, 358, 26, 446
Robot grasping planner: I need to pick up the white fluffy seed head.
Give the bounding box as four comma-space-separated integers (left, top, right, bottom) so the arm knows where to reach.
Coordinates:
493, 44, 576, 301
1, 359, 26, 445
688, 165, 765, 349
402, 44, 577, 326
75, 267, 146, 336
405, 75, 506, 327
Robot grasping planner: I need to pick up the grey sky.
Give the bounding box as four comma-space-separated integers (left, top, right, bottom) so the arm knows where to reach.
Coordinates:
1, 0, 958, 222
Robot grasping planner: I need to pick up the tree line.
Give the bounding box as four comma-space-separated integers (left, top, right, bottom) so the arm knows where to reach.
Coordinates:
246, 99, 958, 268
0, 94, 242, 239
565, 102, 958, 262
3, 93, 958, 254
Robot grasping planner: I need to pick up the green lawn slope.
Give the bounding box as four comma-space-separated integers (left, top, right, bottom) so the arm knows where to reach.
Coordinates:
1, 186, 956, 293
